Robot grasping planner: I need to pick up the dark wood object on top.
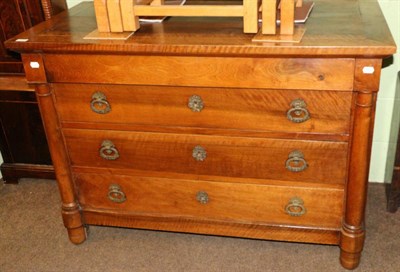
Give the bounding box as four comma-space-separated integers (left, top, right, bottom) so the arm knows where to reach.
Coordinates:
0, 0, 67, 183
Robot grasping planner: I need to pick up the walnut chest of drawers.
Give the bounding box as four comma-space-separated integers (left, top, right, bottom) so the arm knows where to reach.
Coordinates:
6, 0, 396, 270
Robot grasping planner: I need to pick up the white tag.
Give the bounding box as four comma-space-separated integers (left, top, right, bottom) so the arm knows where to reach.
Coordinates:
15, 39, 29, 42
362, 66, 375, 74
30, 62, 40, 69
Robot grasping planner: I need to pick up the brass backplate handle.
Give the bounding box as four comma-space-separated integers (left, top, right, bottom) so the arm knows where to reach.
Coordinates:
192, 145, 207, 161
188, 95, 204, 112
108, 184, 126, 203
91, 91, 111, 114
99, 140, 120, 160
285, 197, 307, 216
287, 98, 310, 123
196, 191, 209, 204
285, 150, 308, 172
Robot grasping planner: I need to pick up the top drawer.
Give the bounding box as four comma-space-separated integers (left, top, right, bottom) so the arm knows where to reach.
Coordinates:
43, 54, 354, 90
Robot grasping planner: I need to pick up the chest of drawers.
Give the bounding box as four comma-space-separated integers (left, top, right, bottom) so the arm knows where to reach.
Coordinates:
6, 0, 396, 269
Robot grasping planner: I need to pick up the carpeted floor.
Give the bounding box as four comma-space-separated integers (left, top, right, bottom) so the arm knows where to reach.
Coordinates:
1, 179, 399, 272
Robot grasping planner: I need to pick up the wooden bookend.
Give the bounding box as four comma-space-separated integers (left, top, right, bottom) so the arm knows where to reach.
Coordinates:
94, 0, 110, 32
107, 0, 124, 32
243, 0, 260, 34
120, 0, 140, 31
262, 0, 277, 35
280, 0, 295, 35
151, 0, 165, 5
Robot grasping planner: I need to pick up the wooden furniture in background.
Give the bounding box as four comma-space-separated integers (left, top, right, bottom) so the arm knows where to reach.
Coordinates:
6, 0, 396, 269
387, 72, 400, 213
0, 0, 66, 183
388, 128, 400, 212
0, 77, 53, 183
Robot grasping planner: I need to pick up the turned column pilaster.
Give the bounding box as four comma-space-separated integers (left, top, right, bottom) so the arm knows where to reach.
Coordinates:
340, 59, 382, 269
21, 54, 86, 244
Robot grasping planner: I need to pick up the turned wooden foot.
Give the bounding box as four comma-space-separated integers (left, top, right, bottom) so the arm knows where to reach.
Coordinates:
67, 225, 87, 244
62, 203, 87, 244
340, 225, 365, 270
340, 250, 361, 270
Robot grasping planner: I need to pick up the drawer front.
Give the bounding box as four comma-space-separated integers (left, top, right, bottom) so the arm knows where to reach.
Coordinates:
76, 173, 344, 229
44, 55, 354, 90
64, 129, 348, 184
54, 84, 352, 135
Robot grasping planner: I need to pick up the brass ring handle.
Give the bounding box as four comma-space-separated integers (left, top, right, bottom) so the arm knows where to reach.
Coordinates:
285, 197, 306, 216
99, 140, 120, 160
287, 99, 310, 123
91, 92, 111, 114
285, 150, 308, 172
108, 184, 126, 203
192, 145, 207, 161
196, 191, 209, 204
188, 95, 204, 112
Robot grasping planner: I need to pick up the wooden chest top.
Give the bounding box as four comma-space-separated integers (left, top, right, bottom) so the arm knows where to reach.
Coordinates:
5, 0, 396, 57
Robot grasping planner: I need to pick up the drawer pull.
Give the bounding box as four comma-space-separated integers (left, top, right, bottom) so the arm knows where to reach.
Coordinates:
188, 95, 204, 112
287, 99, 310, 123
108, 184, 126, 203
285, 197, 307, 217
91, 92, 111, 114
99, 140, 120, 160
285, 150, 308, 172
192, 145, 207, 161
196, 191, 209, 204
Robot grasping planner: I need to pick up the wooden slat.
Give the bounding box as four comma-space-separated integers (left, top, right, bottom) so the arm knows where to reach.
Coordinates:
107, 0, 124, 32
120, 0, 140, 31
134, 5, 244, 17
243, 0, 259, 33
150, 0, 165, 5
280, 0, 295, 35
0, 76, 32, 91
94, 0, 110, 32
262, 0, 277, 34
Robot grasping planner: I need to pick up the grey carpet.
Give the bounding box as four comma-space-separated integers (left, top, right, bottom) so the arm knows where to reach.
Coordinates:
1, 179, 399, 272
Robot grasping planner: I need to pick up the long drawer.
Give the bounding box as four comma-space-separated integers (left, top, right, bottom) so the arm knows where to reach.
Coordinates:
64, 129, 348, 184
75, 173, 344, 229
54, 84, 352, 135
44, 55, 354, 90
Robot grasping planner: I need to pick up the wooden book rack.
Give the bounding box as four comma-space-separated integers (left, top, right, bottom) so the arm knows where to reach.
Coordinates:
93, 0, 303, 38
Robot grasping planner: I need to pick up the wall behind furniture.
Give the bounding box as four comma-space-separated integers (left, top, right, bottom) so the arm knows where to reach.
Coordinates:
371, 0, 400, 183
64, 0, 398, 183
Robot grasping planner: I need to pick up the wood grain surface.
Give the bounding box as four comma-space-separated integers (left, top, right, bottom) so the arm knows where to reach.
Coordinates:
53, 83, 353, 136
5, 1, 396, 269
44, 55, 355, 90
76, 173, 344, 228
63, 128, 348, 184
4, 0, 396, 57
